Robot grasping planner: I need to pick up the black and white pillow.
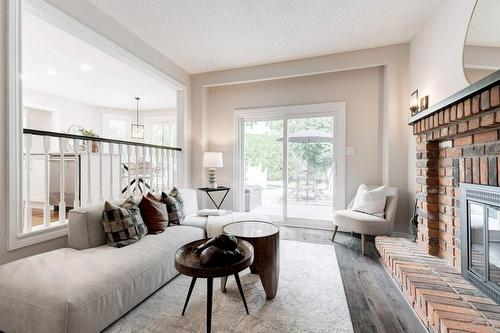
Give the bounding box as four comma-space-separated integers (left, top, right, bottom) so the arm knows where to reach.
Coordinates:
161, 187, 185, 225
102, 196, 148, 248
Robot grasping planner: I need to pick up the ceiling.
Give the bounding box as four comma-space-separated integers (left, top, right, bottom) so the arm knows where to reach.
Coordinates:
88, 0, 441, 74
22, 10, 177, 110
466, 0, 500, 47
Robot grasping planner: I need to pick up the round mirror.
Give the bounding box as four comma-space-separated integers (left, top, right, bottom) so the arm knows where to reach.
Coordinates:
463, 0, 500, 84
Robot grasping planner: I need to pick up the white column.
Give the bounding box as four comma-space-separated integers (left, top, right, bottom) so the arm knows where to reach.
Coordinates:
173, 150, 177, 186
134, 145, 140, 194
98, 142, 103, 202
24, 134, 32, 232
127, 145, 132, 196
142, 146, 146, 193
58, 137, 66, 223
43, 136, 51, 227
161, 149, 165, 191
109, 143, 114, 200
73, 138, 80, 209
86, 140, 92, 205
155, 148, 160, 193
149, 147, 154, 193
118, 144, 123, 198
166, 149, 171, 189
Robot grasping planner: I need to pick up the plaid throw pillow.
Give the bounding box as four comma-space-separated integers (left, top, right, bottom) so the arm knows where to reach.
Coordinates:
102, 196, 148, 248
161, 187, 185, 225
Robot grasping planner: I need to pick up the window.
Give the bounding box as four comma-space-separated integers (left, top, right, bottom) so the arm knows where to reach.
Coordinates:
102, 114, 131, 140
145, 116, 177, 146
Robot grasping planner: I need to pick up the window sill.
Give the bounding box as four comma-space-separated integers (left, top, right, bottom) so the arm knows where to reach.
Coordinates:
8, 221, 68, 250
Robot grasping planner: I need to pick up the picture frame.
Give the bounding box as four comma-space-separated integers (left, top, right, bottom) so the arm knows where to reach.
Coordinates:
410, 90, 419, 115
420, 95, 429, 111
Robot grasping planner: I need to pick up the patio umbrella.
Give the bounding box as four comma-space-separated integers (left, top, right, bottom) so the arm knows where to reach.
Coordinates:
277, 129, 333, 187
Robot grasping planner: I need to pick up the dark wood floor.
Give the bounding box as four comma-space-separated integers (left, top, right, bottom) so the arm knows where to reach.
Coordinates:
280, 226, 427, 333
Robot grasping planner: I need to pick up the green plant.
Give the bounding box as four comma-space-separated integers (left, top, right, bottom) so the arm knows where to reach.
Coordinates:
79, 128, 99, 137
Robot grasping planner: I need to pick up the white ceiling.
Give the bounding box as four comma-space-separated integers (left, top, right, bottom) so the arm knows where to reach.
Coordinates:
22, 11, 177, 110
466, 0, 500, 47
88, 0, 441, 74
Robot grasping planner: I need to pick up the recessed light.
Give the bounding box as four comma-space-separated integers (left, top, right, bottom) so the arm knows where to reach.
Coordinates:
47, 69, 57, 76
80, 64, 92, 72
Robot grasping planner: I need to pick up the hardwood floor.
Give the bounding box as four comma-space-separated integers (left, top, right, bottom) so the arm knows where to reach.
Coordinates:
280, 226, 427, 333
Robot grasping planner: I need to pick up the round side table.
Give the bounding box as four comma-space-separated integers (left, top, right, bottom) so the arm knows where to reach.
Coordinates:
222, 221, 279, 300
175, 239, 254, 333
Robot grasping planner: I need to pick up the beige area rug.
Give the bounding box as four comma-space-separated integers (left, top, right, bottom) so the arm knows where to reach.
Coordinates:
104, 240, 354, 333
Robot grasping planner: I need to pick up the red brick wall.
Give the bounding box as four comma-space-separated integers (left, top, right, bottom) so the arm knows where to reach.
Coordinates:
413, 84, 500, 270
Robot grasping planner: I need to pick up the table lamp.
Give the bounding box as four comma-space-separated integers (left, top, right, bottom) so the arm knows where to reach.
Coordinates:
203, 152, 223, 188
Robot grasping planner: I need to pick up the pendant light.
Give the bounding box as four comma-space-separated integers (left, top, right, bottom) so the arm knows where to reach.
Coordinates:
131, 97, 144, 139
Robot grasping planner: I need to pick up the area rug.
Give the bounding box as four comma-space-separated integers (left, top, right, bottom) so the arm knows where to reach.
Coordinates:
104, 240, 353, 332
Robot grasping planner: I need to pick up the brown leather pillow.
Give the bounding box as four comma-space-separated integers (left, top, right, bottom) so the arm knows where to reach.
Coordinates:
139, 194, 169, 234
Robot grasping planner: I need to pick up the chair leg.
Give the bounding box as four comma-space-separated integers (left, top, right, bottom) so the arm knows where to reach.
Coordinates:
361, 234, 366, 255
331, 225, 338, 242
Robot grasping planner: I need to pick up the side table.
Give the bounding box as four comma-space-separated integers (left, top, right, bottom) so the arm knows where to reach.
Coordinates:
197, 186, 230, 209
175, 238, 254, 333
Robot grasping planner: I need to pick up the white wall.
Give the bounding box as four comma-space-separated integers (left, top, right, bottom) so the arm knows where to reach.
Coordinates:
206, 67, 383, 211
409, 0, 476, 106
407, 0, 476, 216
192, 44, 410, 233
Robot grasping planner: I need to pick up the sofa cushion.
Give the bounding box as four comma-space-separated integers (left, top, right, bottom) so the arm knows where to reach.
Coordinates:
139, 194, 169, 234
161, 187, 185, 225
102, 196, 148, 247
0, 225, 205, 333
183, 214, 208, 231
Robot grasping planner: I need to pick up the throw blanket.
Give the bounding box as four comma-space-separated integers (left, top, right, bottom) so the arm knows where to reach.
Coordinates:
206, 212, 272, 238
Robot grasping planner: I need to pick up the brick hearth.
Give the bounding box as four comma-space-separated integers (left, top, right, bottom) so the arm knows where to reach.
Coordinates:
413, 82, 500, 269
376, 237, 500, 333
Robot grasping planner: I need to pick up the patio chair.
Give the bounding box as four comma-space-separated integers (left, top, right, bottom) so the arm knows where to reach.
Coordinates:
331, 186, 398, 255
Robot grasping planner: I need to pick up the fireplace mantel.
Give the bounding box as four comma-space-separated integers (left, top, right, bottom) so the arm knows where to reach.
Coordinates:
408, 70, 500, 125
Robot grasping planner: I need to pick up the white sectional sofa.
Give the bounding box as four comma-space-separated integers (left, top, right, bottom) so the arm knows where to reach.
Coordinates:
0, 188, 269, 333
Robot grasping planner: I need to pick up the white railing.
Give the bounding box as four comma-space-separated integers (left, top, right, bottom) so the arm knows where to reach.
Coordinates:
22, 128, 181, 233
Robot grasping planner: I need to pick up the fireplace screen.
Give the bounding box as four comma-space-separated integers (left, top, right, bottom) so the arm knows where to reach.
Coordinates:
461, 183, 500, 303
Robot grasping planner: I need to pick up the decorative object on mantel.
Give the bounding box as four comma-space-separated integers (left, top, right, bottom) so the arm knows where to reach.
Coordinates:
203, 152, 223, 189
131, 97, 145, 140
409, 198, 418, 242
410, 90, 419, 115
419, 95, 429, 111
79, 128, 99, 152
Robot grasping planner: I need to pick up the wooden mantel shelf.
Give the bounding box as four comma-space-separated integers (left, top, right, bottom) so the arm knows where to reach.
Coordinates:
408, 70, 500, 125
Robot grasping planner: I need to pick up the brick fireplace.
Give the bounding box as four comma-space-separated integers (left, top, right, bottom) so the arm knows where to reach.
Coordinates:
375, 72, 500, 333
412, 73, 500, 271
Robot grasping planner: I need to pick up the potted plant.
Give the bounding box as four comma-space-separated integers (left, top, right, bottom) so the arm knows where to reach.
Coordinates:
79, 129, 100, 153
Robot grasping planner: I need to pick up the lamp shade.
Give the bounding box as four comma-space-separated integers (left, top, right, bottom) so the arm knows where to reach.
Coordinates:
203, 152, 223, 168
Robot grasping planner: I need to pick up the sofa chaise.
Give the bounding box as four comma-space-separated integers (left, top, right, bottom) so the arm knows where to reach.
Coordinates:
0, 188, 269, 333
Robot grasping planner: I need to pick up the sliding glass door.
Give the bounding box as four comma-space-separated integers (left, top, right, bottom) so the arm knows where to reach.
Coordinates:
238, 104, 344, 229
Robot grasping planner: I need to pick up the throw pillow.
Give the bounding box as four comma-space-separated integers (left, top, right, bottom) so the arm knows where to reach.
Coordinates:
161, 187, 186, 225
350, 184, 387, 218
102, 196, 148, 247
139, 194, 169, 234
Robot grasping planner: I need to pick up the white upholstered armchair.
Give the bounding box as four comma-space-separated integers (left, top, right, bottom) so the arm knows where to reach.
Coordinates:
332, 186, 398, 255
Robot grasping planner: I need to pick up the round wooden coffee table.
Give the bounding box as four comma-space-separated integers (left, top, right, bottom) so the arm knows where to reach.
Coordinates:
174, 238, 254, 333
222, 221, 279, 300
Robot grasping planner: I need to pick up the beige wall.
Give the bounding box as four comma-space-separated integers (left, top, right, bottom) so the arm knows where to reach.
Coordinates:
192, 44, 410, 233
206, 67, 384, 211
0, 0, 188, 264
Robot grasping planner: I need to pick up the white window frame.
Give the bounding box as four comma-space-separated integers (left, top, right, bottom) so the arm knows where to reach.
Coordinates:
233, 102, 346, 228
102, 113, 132, 140
144, 115, 177, 146
7, 0, 187, 250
